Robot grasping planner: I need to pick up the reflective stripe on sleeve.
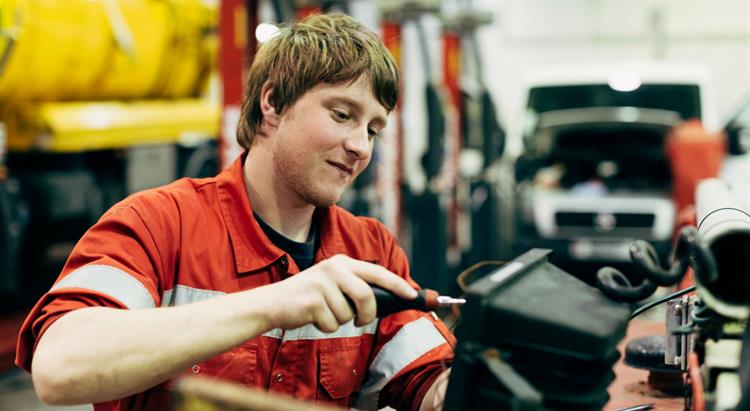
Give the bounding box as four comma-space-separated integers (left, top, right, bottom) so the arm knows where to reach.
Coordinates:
280, 319, 378, 341
160, 285, 226, 307
355, 317, 448, 410
51, 264, 156, 310
159, 285, 379, 341
262, 328, 283, 339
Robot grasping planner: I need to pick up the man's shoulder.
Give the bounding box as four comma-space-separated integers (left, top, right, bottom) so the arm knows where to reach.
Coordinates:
107, 176, 219, 220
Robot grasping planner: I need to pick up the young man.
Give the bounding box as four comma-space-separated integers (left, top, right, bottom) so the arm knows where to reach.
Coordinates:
16, 13, 454, 411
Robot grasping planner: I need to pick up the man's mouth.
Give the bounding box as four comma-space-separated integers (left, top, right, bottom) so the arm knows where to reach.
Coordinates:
327, 161, 353, 176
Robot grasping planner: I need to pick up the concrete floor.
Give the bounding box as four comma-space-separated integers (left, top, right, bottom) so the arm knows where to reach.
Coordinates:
0, 369, 90, 411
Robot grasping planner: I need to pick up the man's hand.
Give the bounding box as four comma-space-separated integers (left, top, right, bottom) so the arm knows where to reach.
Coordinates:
420, 369, 451, 411
260, 254, 417, 332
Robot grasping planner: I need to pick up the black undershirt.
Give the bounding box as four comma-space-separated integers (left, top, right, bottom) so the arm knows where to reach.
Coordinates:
253, 212, 319, 271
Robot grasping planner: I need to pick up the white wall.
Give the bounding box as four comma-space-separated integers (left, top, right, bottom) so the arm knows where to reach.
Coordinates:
475, 0, 750, 138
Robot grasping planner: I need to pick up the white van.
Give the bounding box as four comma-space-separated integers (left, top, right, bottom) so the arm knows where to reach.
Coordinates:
508, 62, 719, 279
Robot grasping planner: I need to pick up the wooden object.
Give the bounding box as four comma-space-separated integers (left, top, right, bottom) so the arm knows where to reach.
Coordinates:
174, 376, 343, 411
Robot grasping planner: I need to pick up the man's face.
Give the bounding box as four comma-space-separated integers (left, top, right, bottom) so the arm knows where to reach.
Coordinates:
270, 75, 388, 207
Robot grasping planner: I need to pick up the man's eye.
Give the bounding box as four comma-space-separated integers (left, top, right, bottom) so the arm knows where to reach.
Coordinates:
368, 128, 380, 138
333, 109, 350, 121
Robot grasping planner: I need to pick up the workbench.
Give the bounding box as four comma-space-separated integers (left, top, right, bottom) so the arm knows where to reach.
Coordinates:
605, 319, 684, 410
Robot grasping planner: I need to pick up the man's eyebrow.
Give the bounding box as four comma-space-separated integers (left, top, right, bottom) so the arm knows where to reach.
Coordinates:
328, 96, 387, 128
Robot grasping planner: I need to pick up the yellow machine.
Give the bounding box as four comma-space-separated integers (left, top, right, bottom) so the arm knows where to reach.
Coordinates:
0, 0, 218, 150
0, 0, 219, 301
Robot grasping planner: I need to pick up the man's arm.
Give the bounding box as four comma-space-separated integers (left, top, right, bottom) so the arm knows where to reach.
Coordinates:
32, 289, 271, 405
419, 369, 451, 411
31, 255, 417, 405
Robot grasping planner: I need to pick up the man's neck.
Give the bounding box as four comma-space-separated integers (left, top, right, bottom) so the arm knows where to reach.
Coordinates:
243, 149, 315, 242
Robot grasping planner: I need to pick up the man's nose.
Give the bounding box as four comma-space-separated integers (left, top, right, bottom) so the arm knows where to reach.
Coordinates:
344, 128, 371, 160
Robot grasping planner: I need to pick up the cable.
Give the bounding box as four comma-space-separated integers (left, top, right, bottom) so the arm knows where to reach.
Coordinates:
456, 260, 505, 292
596, 266, 658, 303
629, 286, 696, 320
597, 226, 710, 303
449, 260, 505, 333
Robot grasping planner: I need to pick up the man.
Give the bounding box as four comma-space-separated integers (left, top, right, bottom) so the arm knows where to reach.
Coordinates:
16, 13, 454, 411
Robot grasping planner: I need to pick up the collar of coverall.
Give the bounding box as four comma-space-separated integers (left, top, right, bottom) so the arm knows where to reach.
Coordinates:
216, 151, 348, 275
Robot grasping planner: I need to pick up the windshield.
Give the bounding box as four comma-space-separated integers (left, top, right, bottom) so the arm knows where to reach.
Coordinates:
527, 84, 701, 121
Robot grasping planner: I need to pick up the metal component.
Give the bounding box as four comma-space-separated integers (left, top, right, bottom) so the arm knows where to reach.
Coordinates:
441, 10, 494, 31
594, 212, 617, 233
378, 0, 440, 19
695, 178, 750, 320
436, 296, 466, 306
665, 296, 693, 369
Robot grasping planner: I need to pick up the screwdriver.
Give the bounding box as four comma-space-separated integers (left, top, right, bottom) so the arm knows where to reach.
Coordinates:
364, 285, 466, 317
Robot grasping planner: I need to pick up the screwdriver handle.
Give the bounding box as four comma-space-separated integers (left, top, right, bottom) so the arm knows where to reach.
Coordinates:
356, 286, 440, 317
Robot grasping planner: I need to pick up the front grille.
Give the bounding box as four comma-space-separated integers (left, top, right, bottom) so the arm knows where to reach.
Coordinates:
556, 212, 596, 227
555, 212, 655, 229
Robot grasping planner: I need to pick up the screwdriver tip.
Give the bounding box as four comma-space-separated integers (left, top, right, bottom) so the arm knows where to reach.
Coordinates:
436, 296, 466, 306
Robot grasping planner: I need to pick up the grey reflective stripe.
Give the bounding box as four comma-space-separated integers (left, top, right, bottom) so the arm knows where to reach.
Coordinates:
280, 319, 378, 341
158, 286, 378, 340
51, 265, 156, 310
160, 285, 226, 307
355, 317, 447, 410
262, 328, 283, 339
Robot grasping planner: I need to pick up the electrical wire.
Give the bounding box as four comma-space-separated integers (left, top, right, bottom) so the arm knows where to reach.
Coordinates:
596, 225, 712, 303
456, 259, 505, 292
447, 260, 506, 333
629, 286, 697, 320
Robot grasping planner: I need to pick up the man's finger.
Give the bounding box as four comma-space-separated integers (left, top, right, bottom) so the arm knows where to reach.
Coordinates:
340, 256, 417, 300
313, 305, 341, 334
322, 281, 356, 325
338, 275, 377, 325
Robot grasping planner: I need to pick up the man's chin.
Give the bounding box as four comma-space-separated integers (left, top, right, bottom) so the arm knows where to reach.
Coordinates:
303, 191, 343, 208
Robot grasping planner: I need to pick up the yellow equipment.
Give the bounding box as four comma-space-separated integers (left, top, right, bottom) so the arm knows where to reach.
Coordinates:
0, 0, 220, 300
0, 0, 219, 151
2, 99, 219, 152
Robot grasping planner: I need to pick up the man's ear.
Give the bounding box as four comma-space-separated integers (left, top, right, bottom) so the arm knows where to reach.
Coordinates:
260, 81, 281, 128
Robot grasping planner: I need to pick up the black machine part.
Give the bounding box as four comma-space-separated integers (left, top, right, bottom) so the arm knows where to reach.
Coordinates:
695, 178, 750, 315
479, 250, 630, 359
444, 249, 631, 410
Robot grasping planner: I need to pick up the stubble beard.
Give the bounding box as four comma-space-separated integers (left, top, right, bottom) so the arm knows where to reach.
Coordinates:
273, 155, 344, 207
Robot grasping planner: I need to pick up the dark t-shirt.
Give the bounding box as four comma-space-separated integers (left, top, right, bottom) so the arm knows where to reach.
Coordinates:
254, 212, 319, 271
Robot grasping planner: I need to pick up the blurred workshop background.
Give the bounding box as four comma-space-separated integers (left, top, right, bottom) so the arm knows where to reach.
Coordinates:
0, 0, 747, 410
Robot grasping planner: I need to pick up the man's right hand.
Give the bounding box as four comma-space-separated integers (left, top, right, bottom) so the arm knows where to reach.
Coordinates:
258, 254, 417, 332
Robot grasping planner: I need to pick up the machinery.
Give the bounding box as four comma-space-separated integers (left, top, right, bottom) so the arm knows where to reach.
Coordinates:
0, 0, 220, 308
443, 176, 749, 410
594, 177, 750, 410
445, 248, 630, 410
